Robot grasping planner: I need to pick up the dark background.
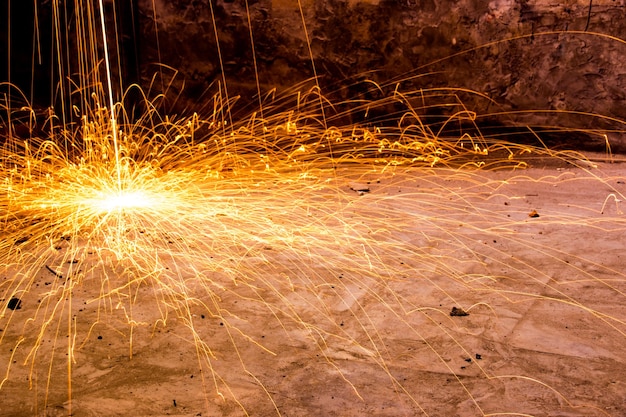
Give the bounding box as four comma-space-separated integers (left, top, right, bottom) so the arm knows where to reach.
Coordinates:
2, 0, 626, 151
0, 0, 139, 110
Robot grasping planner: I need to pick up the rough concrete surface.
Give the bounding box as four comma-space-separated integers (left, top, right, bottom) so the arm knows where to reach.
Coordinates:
1, 156, 626, 416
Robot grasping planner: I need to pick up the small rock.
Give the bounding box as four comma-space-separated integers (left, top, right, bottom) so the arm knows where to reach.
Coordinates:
7, 298, 22, 310
349, 183, 370, 193
450, 306, 469, 317
528, 210, 540, 218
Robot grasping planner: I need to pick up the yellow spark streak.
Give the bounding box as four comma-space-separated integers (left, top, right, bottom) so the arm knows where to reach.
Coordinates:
97, 0, 122, 191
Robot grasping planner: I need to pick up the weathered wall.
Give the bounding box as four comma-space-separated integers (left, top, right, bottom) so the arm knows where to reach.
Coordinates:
138, 0, 626, 142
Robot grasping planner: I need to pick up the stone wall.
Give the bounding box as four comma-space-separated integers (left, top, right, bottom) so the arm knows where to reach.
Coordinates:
138, 0, 626, 144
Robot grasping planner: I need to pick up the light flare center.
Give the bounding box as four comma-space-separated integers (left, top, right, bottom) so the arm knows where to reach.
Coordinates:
91, 189, 156, 212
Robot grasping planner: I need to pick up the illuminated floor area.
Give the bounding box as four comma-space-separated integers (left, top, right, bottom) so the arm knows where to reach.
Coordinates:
1, 155, 625, 416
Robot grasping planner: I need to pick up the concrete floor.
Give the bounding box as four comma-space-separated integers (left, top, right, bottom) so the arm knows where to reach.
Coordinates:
1, 154, 625, 416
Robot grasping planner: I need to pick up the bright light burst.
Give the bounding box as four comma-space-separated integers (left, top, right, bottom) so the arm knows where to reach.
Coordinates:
92, 190, 153, 212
